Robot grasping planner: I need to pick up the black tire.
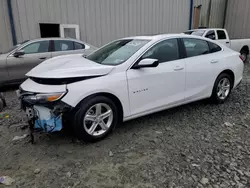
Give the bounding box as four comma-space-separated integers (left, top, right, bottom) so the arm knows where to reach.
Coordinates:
73, 96, 118, 142
240, 50, 248, 63
0, 99, 4, 112
210, 73, 233, 104
0, 93, 6, 112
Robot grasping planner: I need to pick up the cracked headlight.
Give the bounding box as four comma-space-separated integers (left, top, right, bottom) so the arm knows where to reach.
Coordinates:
23, 92, 66, 104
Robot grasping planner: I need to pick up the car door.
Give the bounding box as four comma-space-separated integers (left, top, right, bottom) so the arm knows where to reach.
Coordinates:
6, 40, 52, 80
126, 38, 186, 115
216, 30, 230, 47
182, 38, 221, 101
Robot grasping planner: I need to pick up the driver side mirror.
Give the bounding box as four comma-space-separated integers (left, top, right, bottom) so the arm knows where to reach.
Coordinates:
133, 58, 159, 69
13, 50, 25, 57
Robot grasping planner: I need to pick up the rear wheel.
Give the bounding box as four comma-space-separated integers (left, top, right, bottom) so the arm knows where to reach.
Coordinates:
0, 93, 6, 112
211, 73, 233, 104
73, 96, 118, 142
0, 99, 4, 112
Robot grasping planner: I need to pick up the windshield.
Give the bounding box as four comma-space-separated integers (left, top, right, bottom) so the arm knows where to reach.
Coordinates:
86, 39, 149, 65
184, 30, 205, 37
2, 40, 29, 54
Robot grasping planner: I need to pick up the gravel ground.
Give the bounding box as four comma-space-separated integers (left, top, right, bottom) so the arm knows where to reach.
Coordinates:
0, 64, 250, 188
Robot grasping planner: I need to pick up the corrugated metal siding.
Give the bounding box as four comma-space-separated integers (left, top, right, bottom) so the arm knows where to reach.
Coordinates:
0, 0, 12, 52
225, 0, 250, 39
12, 0, 190, 47
193, 0, 226, 28
9, 0, 227, 47
209, 0, 226, 28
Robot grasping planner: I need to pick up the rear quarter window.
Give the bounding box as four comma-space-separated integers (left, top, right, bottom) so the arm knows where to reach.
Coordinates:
208, 42, 222, 53
74, 42, 85, 50
183, 38, 210, 57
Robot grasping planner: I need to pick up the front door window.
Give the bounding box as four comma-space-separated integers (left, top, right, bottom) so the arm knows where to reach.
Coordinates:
22, 41, 50, 54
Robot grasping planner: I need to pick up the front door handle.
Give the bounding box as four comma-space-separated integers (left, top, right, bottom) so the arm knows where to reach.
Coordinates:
174, 66, 184, 71
39, 57, 47, 60
211, 60, 218, 64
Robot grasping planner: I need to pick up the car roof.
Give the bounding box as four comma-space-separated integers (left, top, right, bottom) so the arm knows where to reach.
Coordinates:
122, 34, 183, 41
122, 33, 208, 41
24, 38, 85, 43
186, 28, 226, 31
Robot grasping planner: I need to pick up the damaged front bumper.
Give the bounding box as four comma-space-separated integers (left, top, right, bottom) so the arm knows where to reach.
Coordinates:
17, 88, 72, 133
26, 105, 63, 132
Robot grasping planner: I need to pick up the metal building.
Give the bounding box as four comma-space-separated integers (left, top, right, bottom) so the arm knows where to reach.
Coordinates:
0, 0, 232, 53
194, 0, 227, 28
225, 0, 250, 39
0, 0, 12, 52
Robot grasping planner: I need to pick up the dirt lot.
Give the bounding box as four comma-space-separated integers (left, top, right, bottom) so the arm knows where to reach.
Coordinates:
0, 64, 250, 188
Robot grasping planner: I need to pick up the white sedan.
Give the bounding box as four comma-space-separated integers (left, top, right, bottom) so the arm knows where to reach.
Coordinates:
19, 34, 244, 142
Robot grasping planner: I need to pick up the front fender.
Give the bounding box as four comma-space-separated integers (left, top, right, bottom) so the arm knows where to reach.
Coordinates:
61, 73, 130, 118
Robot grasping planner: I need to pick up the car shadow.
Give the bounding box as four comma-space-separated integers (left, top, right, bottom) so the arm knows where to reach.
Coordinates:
117, 99, 213, 130
0, 84, 20, 92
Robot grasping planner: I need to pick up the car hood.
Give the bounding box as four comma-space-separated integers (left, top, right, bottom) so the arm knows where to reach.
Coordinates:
26, 54, 115, 78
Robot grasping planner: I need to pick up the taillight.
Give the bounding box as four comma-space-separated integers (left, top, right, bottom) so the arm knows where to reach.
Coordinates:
239, 55, 245, 62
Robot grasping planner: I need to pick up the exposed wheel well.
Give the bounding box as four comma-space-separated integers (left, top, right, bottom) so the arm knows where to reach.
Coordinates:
77, 93, 124, 123
219, 70, 235, 88
240, 45, 249, 54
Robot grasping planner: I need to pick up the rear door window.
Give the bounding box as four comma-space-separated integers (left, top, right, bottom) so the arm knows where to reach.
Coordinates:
183, 38, 210, 57
54, 40, 74, 51
216, 30, 226, 40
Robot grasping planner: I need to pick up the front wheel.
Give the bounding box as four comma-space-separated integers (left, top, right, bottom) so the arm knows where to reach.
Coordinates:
210, 73, 233, 104
73, 96, 118, 142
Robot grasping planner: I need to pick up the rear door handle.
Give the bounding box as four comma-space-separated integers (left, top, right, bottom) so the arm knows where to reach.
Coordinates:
211, 60, 219, 64
174, 66, 184, 71
39, 57, 47, 60
226, 42, 230, 44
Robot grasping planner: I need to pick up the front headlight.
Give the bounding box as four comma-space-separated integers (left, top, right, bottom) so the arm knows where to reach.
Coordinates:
23, 92, 66, 104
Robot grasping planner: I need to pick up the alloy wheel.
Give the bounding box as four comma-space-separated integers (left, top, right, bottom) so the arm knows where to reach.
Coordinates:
83, 103, 113, 136
217, 78, 230, 100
